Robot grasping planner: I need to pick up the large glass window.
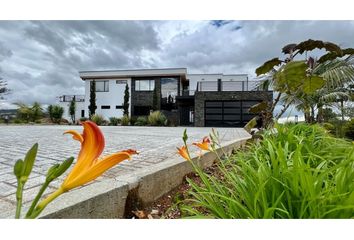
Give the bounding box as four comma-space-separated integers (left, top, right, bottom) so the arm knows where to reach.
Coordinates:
161, 77, 178, 110
94, 81, 109, 92
135, 80, 155, 91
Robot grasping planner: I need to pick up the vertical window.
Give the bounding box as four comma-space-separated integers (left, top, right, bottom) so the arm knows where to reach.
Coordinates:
81, 110, 85, 118
94, 80, 109, 92
135, 80, 155, 91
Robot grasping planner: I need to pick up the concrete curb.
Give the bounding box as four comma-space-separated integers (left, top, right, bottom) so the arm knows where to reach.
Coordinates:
3, 135, 251, 219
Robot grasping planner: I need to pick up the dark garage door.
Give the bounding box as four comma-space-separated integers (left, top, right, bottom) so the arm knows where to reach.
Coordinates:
204, 100, 261, 127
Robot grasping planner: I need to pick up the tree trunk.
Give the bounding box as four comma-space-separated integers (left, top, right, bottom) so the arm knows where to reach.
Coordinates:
341, 100, 345, 121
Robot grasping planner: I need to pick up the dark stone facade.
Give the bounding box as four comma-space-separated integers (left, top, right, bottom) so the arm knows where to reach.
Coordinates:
194, 91, 273, 127
131, 77, 161, 116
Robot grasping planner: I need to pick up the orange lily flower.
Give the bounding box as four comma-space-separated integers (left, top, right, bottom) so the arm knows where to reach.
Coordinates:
61, 121, 138, 190
34, 121, 137, 215
192, 136, 211, 151
177, 146, 191, 161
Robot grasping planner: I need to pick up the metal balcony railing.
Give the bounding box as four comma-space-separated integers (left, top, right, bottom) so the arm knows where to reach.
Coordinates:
59, 95, 85, 102
197, 81, 265, 92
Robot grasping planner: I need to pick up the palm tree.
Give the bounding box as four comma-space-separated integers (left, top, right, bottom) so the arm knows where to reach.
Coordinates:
278, 56, 354, 123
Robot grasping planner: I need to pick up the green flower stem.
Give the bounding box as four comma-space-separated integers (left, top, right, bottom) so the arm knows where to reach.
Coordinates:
25, 181, 50, 218
15, 181, 24, 219
27, 187, 64, 219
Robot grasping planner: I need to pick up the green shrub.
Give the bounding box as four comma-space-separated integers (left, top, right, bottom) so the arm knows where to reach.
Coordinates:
50, 105, 64, 124
121, 115, 130, 126
108, 117, 120, 126
344, 119, 354, 140
322, 122, 335, 134
91, 114, 106, 126
134, 116, 148, 126
180, 124, 354, 219
130, 116, 137, 126
79, 117, 88, 122
147, 111, 167, 126
13, 119, 23, 124
35, 120, 42, 124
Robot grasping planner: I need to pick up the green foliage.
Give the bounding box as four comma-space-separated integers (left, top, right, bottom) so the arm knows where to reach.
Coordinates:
13, 119, 23, 124
69, 99, 76, 123
147, 111, 167, 126
322, 122, 335, 134
249, 101, 268, 114
13, 142, 74, 218
88, 80, 97, 118
108, 117, 120, 126
152, 86, 159, 111
123, 84, 129, 116
322, 108, 337, 122
49, 105, 64, 124
180, 124, 354, 219
255, 58, 282, 76
121, 114, 130, 126
91, 114, 106, 126
344, 119, 354, 140
31, 102, 43, 121
134, 116, 148, 126
15, 102, 43, 122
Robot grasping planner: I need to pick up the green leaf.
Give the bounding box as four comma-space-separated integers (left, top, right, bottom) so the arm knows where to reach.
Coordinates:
318, 52, 339, 63
22, 143, 38, 179
249, 101, 268, 114
295, 39, 325, 54
255, 58, 282, 76
13, 160, 24, 179
244, 117, 258, 133
46, 164, 60, 181
274, 61, 307, 92
183, 129, 188, 144
303, 75, 325, 94
53, 157, 74, 179
282, 43, 297, 54
323, 42, 343, 55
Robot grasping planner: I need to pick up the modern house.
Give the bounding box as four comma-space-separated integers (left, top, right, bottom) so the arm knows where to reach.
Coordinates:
59, 68, 272, 127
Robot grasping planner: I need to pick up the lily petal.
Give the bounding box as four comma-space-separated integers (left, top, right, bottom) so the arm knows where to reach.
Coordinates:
63, 151, 132, 190
63, 121, 105, 185
177, 146, 191, 161
64, 130, 84, 143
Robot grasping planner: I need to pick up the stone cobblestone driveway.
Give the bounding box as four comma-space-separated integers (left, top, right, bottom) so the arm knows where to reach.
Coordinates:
0, 125, 250, 217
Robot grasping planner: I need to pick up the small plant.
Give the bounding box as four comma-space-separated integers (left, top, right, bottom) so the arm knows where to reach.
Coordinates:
91, 114, 106, 126
344, 119, 354, 140
177, 124, 354, 219
109, 117, 120, 126
134, 116, 147, 126
46, 105, 64, 124
121, 114, 130, 126
13, 119, 23, 124
148, 111, 167, 126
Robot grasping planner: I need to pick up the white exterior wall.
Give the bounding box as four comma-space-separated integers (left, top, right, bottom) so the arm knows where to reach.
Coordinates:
84, 78, 132, 120
58, 101, 85, 123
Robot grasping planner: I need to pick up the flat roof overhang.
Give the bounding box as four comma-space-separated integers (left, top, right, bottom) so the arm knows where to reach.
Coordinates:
79, 68, 187, 81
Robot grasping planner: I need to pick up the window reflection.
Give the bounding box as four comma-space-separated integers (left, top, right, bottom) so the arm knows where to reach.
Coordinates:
161, 77, 178, 110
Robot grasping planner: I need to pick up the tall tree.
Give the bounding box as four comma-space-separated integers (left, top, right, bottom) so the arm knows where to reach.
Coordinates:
152, 85, 158, 111
88, 80, 97, 119
69, 98, 76, 123
253, 39, 354, 128
123, 83, 129, 116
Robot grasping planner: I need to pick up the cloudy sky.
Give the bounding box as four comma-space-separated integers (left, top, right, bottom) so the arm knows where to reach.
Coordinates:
1, 20, 354, 113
